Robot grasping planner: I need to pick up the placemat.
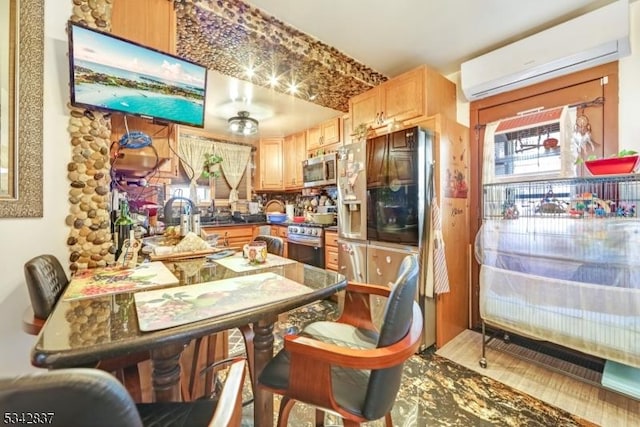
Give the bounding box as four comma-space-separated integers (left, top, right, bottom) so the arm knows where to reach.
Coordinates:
134, 272, 312, 331
63, 261, 179, 301
213, 253, 296, 272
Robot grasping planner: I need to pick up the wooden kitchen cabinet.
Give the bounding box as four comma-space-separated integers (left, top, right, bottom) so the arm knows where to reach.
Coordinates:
284, 131, 306, 189
110, 114, 180, 179
110, 1, 179, 180
306, 117, 341, 154
203, 225, 255, 249
324, 230, 339, 271
111, 0, 176, 53
350, 89, 380, 131
258, 138, 284, 190
349, 65, 456, 131
416, 113, 469, 349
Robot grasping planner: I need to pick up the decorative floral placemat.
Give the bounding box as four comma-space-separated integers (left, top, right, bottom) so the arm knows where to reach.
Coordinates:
63, 261, 179, 301
134, 272, 312, 331
213, 253, 296, 273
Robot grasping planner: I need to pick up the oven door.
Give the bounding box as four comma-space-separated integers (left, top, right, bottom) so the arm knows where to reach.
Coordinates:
287, 240, 325, 269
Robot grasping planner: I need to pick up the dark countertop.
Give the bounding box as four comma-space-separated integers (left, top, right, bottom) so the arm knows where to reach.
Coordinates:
200, 221, 270, 228
198, 221, 338, 229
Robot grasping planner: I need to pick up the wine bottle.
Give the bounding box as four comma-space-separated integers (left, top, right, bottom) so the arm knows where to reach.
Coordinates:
114, 198, 134, 259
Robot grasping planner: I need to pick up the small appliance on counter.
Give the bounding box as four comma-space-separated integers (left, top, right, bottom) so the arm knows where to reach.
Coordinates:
232, 211, 267, 223
163, 196, 195, 226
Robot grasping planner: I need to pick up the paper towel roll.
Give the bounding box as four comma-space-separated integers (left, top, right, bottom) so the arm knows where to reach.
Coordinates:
286, 204, 294, 220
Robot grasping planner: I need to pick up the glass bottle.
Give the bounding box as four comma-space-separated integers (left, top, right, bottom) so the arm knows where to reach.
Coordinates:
114, 198, 134, 259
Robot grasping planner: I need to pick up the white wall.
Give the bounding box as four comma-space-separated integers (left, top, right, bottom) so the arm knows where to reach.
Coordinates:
1, 2, 639, 376
451, 1, 640, 152
0, 3, 71, 375
619, 0, 640, 152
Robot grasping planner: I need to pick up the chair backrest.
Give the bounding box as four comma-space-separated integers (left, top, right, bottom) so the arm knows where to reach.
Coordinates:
252, 235, 285, 256
0, 360, 248, 427
362, 254, 419, 420
209, 358, 247, 427
24, 254, 69, 319
0, 368, 143, 427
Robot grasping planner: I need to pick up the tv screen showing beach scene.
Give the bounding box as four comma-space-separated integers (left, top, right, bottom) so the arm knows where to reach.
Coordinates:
68, 22, 207, 128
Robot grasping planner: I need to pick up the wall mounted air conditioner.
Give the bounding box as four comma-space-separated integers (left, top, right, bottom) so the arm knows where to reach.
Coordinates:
461, 0, 630, 101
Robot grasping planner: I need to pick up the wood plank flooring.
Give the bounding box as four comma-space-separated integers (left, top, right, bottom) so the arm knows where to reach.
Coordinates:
437, 329, 640, 427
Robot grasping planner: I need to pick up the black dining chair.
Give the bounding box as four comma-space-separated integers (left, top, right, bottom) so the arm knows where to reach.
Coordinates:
252, 235, 285, 256
258, 254, 423, 427
0, 358, 247, 427
22, 254, 149, 402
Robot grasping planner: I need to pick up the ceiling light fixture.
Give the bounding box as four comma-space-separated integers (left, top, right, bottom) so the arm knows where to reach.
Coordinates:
228, 111, 259, 136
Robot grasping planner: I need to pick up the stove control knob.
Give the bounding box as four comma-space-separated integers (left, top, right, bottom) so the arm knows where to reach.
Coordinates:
290, 227, 298, 233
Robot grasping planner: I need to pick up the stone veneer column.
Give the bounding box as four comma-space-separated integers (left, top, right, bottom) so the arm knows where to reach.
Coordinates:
66, 0, 114, 271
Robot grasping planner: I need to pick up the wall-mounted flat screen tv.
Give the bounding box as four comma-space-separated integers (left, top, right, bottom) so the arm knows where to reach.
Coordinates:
68, 22, 208, 128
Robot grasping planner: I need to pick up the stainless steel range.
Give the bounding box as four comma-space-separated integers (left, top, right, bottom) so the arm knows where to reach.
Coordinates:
287, 224, 324, 268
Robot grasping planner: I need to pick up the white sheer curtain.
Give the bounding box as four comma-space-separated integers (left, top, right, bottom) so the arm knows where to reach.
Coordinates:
482, 121, 499, 185
214, 142, 251, 209
178, 136, 212, 203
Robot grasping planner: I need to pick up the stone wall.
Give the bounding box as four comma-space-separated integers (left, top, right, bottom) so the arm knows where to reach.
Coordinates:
66, 0, 114, 271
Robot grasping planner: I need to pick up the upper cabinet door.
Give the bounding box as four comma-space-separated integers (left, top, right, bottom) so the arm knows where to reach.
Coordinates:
111, 0, 176, 53
306, 126, 322, 151
321, 117, 341, 145
284, 132, 306, 189
259, 138, 283, 190
350, 88, 381, 129
293, 131, 307, 186
380, 67, 424, 124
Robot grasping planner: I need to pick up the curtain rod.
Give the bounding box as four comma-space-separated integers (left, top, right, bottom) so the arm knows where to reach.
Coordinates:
180, 132, 257, 151
568, 96, 605, 110
474, 97, 606, 131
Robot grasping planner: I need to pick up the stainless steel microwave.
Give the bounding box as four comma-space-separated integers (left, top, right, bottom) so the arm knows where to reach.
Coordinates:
302, 153, 337, 187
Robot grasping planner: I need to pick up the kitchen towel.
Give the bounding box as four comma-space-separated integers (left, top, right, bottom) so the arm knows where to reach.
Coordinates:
432, 196, 451, 295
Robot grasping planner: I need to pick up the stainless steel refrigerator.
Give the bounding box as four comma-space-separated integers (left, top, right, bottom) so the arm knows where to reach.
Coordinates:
337, 127, 436, 350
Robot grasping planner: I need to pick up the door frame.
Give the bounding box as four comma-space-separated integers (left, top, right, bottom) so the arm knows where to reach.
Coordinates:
468, 62, 620, 327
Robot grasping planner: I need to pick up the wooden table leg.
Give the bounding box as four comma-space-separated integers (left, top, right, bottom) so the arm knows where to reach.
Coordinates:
151, 342, 186, 402
252, 317, 276, 427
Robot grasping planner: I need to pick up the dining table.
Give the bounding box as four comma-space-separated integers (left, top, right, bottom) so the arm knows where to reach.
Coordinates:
30, 254, 347, 427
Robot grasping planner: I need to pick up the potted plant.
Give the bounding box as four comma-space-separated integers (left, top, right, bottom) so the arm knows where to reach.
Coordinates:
576, 149, 639, 175
202, 153, 223, 178
353, 123, 370, 142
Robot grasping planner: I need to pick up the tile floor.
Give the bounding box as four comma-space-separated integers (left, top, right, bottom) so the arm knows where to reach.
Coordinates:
232, 300, 603, 426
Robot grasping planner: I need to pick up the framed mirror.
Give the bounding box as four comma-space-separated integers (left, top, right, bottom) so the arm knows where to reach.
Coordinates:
0, 0, 43, 217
